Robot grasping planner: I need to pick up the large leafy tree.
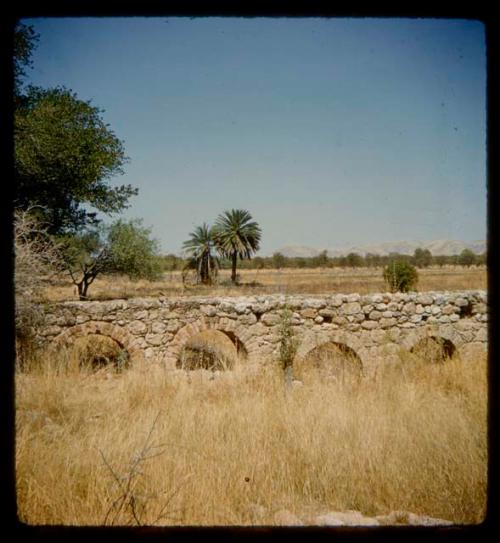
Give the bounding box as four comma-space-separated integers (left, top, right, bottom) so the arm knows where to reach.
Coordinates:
62, 219, 162, 300
213, 209, 262, 284
13, 22, 39, 99
13, 23, 137, 235
15, 86, 137, 234
182, 223, 219, 285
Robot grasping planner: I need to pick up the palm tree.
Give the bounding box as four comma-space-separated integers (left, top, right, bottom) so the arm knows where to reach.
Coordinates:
213, 209, 262, 284
182, 223, 219, 285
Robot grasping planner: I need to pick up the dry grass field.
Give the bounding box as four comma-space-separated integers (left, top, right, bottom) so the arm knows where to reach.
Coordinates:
43, 265, 487, 301
16, 347, 487, 526
16, 264, 488, 526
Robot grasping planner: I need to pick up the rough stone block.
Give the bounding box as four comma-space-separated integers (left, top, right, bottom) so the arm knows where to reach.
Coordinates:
400, 322, 416, 328
200, 305, 217, 317
300, 308, 317, 319
362, 321, 379, 330
333, 316, 347, 325
378, 317, 397, 328
341, 302, 362, 315
235, 303, 249, 314
402, 302, 416, 315
330, 294, 345, 307
151, 321, 167, 334
416, 294, 433, 305
442, 304, 456, 315
240, 313, 258, 325
129, 320, 148, 335
145, 334, 163, 345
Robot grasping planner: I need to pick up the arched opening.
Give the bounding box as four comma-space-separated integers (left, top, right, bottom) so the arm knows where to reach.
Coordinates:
220, 330, 248, 359
296, 342, 363, 382
66, 334, 130, 372
176, 329, 245, 371
410, 336, 457, 364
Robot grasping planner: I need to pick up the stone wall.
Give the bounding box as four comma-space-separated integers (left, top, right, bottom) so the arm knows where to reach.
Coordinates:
38, 290, 487, 374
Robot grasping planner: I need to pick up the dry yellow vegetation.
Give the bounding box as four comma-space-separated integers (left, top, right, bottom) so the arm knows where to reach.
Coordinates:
16, 347, 487, 526
42, 265, 487, 302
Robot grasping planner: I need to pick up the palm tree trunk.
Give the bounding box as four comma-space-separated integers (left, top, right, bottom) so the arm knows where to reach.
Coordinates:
231, 251, 238, 284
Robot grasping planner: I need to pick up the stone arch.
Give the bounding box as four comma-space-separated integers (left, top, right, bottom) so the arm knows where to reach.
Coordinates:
47, 321, 144, 365
176, 329, 241, 371
295, 340, 364, 380
401, 324, 461, 350
294, 330, 364, 380
163, 316, 255, 368
410, 335, 457, 362
295, 330, 365, 364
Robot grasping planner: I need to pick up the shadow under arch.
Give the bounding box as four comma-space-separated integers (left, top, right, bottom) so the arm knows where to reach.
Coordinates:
219, 330, 248, 359
166, 318, 251, 370
410, 335, 457, 363
47, 321, 144, 367
295, 341, 364, 381
176, 328, 246, 371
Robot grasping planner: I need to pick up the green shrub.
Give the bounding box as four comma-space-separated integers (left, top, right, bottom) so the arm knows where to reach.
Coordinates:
383, 260, 418, 293
278, 307, 299, 388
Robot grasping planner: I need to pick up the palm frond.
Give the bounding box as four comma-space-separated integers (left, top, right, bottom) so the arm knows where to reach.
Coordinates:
213, 209, 262, 259
182, 223, 219, 285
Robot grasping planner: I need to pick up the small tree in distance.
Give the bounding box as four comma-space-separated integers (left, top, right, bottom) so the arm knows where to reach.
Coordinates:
457, 248, 477, 267
413, 247, 433, 268
345, 252, 363, 268
272, 252, 287, 270
383, 260, 419, 293
62, 219, 162, 300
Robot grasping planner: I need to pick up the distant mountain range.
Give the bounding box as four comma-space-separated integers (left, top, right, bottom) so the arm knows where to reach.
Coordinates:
274, 239, 486, 258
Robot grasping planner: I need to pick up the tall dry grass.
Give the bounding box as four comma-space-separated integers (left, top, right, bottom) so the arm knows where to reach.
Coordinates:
15, 345, 487, 526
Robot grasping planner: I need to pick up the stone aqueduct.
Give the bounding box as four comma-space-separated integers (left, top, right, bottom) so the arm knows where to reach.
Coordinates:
38, 290, 488, 374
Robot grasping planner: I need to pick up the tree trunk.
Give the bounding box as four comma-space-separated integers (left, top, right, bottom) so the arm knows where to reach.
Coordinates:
77, 281, 87, 301
77, 277, 91, 300
231, 251, 238, 284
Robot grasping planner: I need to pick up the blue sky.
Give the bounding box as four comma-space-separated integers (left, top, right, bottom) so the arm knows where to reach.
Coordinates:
22, 17, 486, 255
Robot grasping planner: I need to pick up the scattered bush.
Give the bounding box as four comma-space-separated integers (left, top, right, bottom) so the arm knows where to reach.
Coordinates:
383, 260, 419, 292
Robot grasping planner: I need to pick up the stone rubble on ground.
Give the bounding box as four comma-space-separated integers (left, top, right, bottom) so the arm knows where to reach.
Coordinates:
264, 506, 453, 526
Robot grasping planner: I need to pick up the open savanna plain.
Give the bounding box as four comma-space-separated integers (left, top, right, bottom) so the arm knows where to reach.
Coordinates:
16, 264, 488, 526
42, 265, 487, 301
